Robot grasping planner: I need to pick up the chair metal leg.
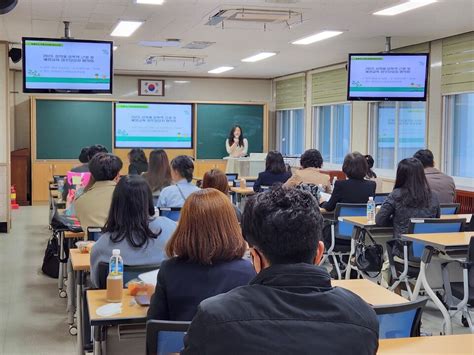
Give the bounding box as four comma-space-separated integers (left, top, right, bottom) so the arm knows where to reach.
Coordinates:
332, 254, 342, 280
67, 258, 76, 326
345, 227, 359, 280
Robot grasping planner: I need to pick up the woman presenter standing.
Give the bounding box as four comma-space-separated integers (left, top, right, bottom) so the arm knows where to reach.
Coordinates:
226, 126, 248, 158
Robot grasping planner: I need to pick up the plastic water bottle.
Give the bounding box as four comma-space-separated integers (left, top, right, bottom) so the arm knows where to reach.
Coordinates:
106, 249, 124, 303
367, 197, 376, 224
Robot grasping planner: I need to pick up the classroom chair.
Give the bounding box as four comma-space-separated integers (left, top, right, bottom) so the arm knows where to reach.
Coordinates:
157, 207, 182, 222
442, 236, 474, 332
146, 320, 191, 355
440, 203, 461, 215
374, 193, 389, 205
374, 298, 428, 339
86, 227, 103, 242
387, 218, 465, 296
232, 179, 256, 188
225, 173, 239, 182
323, 203, 367, 280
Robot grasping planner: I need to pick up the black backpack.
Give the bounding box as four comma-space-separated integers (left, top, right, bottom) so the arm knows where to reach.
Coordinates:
41, 235, 60, 278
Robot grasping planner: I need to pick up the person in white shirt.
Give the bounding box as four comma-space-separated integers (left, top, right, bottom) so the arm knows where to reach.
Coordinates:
225, 125, 248, 158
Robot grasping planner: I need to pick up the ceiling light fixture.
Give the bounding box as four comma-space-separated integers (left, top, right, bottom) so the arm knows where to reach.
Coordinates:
241, 52, 277, 62
208, 66, 234, 74
373, 0, 437, 16
292, 30, 343, 45
111, 21, 143, 37
136, 0, 165, 5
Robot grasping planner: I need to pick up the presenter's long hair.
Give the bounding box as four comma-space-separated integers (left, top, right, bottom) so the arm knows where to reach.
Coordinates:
228, 125, 244, 147
143, 149, 172, 193
103, 175, 159, 248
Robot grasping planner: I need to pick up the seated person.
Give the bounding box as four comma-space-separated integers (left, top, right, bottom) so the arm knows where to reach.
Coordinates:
376, 158, 440, 238
90, 175, 176, 288
202, 169, 241, 222
365, 154, 383, 194
128, 148, 148, 175
147, 188, 255, 321
413, 149, 456, 204
157, 155, 199, 208
142, 149, 172, 199
284, 149, 331, 192
253, 150, 292, 192
182, 186, 379, 355
75, 153, 122, 234
321, 152, 376, 212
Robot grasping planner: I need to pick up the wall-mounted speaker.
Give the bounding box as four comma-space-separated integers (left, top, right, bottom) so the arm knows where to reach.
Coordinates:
9, 48, 21, 63
0, 0, 18, 15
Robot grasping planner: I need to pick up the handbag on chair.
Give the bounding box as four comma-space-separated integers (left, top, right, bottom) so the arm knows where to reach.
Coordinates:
355, 230, 383, 274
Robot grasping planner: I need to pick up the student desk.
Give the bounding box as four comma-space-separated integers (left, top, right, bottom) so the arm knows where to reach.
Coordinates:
332, 279, 407, 306
401, 232, 473, 335
378, 334, 474, 354
440, 213, 472, 223
87, 289, 148, 355
70, 248, 91, 355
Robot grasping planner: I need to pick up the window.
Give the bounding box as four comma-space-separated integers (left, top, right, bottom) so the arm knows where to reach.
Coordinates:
313, 103, 351, 164
371, 101, 426, 171
445, 92, 474, 179
276, 109, 304, 156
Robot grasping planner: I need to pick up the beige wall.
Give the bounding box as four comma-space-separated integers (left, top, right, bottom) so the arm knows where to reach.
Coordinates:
11, 71, 273, 151
0, 42, 11, 228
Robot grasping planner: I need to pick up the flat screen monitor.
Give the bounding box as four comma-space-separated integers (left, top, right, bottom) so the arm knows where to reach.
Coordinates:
115, 102, 193, 149
347, 53, 429, 101
22, 37, 113, 94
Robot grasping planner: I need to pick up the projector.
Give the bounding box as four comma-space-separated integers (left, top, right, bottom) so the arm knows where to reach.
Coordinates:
0, 0, 18, 15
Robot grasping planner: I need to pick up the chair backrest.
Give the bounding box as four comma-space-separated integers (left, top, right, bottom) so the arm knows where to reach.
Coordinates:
225, 173, 239, 182
334, 203, 368, 239
158, 207, 182, 222
53, 175, 66, 183
86, 227, 103, 242
440, 203, 460, 215
233, 179, 256, 188
374, 298, 428, 339
374, 193, 389, 205
97, 262, 161, 289
146, 320, 190, 355
409, 218, 465, 258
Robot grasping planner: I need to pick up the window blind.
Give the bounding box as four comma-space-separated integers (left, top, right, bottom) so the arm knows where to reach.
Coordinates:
442, 32, 474, 94
311, 68, 347, 105
275, 76, 305, 110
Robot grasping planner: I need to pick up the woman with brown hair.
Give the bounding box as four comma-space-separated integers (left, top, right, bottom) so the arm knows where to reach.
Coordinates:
147, 188, 255, 321
142, 149, 172, 199
202, 169, 242, 222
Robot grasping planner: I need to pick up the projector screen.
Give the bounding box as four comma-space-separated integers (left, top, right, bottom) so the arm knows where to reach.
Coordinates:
347, 53, 429, 101
22, 37, 113, 94
115, 102, 193, 149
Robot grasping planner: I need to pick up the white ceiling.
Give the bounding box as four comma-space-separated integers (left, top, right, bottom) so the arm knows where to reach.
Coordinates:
1, 0, 473, 78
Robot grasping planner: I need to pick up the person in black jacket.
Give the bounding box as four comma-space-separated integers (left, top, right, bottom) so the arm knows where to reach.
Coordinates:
182, 186, 379, 355
147, 188, 255, 321
321, 152, 376, 211
128, 148, 148, 175
253, 151, 292, 192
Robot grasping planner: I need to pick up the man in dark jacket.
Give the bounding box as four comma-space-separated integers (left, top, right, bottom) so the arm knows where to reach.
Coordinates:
181, 186, 379, 355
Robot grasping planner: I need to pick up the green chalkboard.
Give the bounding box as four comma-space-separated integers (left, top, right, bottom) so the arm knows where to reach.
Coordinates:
196, 104, 264, 159
36, 100, 113, 159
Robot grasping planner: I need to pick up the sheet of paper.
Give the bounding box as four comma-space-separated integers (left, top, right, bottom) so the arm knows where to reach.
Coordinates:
320, 192, 331, 202
138, 269, 159, 286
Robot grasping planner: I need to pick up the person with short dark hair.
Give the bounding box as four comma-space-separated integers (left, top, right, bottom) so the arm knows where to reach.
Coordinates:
78, 147, 90, 165
90, 176, 176, 288
376, 158, 440, 238
75, 153, 123, 234
202, 169, 242, 221
156, 155, 199, 208
321, 152, 376, 212
148, 189, 255, 321
87, 144, 108, 161
284, 149, 331, 192
253, 151, 292, 192
128, 148, 148, 175
413, 149, 456, 203
182, 186, 379, 355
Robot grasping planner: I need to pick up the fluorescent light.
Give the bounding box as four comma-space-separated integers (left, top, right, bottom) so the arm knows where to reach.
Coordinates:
241, 52, 277, 63
373, 0, 437, 16
292, 31, 343, 45
208, 66, 234, 74
113, 46, 118, 51
136, 0, 164, 4
174, 80, 190, 84
111, 21, 143, 37
139, 40, 180, 48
